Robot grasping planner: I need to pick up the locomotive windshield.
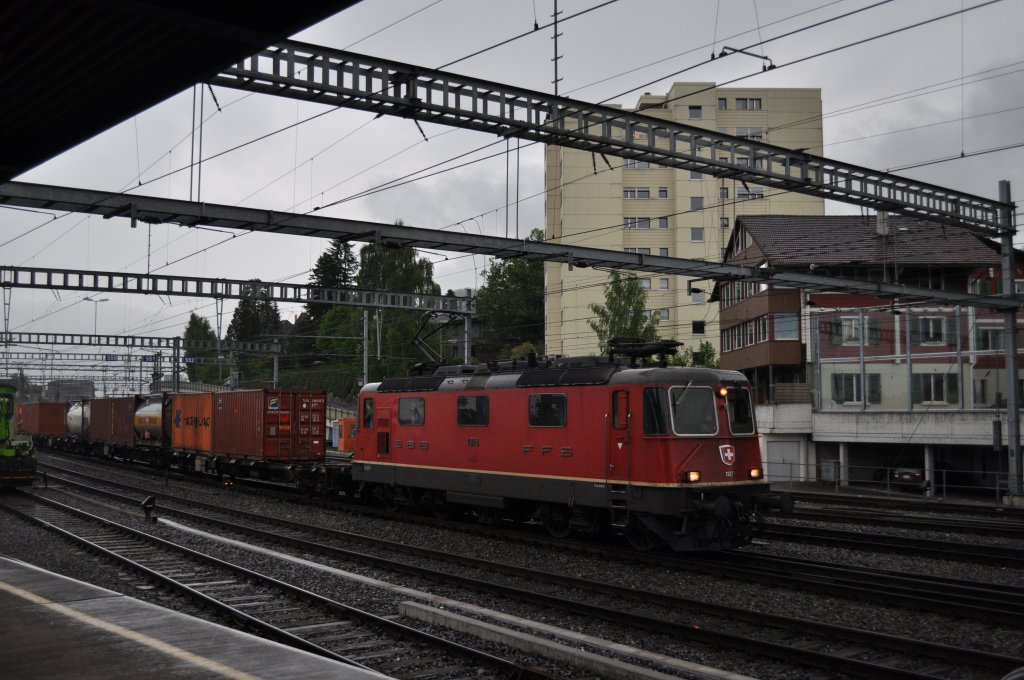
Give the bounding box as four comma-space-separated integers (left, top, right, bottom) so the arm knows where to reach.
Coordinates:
668, 386, 718, 435
643, 386, 718, 435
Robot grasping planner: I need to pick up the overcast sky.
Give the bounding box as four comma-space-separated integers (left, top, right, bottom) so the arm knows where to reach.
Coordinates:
5, 0, 1024, 351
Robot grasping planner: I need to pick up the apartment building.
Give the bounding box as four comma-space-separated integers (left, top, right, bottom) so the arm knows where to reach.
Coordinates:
544, 82, 824, 357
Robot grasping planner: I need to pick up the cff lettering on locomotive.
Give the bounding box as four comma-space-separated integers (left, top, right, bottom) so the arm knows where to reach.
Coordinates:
352, 340, 791, 551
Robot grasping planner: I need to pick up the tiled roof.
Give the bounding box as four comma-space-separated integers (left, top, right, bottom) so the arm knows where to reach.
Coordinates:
734, 215, 1001, 268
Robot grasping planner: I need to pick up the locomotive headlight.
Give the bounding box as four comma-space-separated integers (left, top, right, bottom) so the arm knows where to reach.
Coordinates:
718, 387, 729, 398
686, 470, 701, 483
749, 467, 763, 480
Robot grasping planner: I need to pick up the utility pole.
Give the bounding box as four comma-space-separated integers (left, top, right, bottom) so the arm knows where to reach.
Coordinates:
1000, 180, 1022, 499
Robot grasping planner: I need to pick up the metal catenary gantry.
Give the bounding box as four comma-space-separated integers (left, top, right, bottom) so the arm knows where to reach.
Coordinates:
0, 182, 1016, 311
210, 40, 1011, 237
0, 265, 474, 315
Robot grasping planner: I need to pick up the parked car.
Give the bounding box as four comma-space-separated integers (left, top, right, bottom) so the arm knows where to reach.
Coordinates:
889, 467, 927, 490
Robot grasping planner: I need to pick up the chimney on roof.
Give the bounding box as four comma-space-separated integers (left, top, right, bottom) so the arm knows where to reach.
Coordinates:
876, 211, 890, 237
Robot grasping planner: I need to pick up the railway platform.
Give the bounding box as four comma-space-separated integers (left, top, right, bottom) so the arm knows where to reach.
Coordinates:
0, 556, 387, 680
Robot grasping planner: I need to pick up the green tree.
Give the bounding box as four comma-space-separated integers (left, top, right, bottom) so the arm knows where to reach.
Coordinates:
317, 223, 441, 391
675, 340, 719, 368
225, 280, 282, 385
307, 238, 358, 329
182, 312, 219, 384
474, 228, 545, 360
588, 270, 659, 351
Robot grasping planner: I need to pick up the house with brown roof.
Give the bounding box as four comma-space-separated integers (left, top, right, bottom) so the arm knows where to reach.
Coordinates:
716, 213, 1022, 499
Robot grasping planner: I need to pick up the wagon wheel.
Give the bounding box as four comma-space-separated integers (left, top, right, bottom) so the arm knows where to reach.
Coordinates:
625, 520, 659, 552
543, 506, 572, 539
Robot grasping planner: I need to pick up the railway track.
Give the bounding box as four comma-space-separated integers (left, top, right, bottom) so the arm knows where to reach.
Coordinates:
787, 507, 1024, 538
787, 491, 1024, 520
25, 465, 1024, 680
0, 490, 553, 680
759, 523, 1024, 566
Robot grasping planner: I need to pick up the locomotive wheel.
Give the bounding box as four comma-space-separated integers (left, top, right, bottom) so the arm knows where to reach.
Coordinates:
625, 521, 659, 552
543, 507, 572, 539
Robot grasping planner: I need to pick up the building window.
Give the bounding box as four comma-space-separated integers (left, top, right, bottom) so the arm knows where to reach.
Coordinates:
640, 278, 652, 290
736, 97, 762, 110
756, 316, 768, 342
624, 187, 651, 199
659, 278, 670, 290
624, 159, 650, 169
717, 97, 727, 110
658, 308, 670, 321
688, 105, 702, 119
690, 170, 702, 180
736, 127, 764, 140
719, 186, 729, 199
737, 187, 765, 200
659, 247, 669, 257
912, 373, 959, 404
692, 289, 705, 304
624, 217, 651, 229
624, 247, 651, 255
829, 317, 880, 345
976, 327, 1003, 351
528, 393, 567, 427
839, 317, 860, 345
691, 227, 704, 242
657, 187, 668, 199
720, 217, 729, 229
831, 373, 881, 405
457, 396, 489, 426
690, 196, 704, 211
912, 316, 951, 345
774, 313, 798, 340
658, 216, 669, 229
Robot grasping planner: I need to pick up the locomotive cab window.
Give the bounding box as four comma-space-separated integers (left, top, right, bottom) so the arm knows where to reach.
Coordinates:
726, 388, 755, 434
398, 397, 425, 425
643, 388, 669, 435
669, 386, 718, 435
528, 393, 566, 427
362, 398, 374, 429
457, 395, 489, 426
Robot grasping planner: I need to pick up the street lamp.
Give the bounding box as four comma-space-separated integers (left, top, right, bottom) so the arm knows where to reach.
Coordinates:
83, 296, 109, 335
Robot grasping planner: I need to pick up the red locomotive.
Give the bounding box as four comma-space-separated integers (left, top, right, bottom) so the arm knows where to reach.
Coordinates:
352, 342, 786, 551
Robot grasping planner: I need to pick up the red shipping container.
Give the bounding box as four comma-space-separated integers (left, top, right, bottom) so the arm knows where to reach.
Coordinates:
211, 389, 326, 462
89, 396, 137, 445
170, 393, 214, 452
15, 402, 66, 437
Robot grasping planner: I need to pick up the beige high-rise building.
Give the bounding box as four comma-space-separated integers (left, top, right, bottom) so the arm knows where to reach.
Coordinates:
544, 83, 825, 357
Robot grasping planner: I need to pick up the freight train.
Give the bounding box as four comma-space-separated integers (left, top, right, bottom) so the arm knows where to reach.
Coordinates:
16, 346, 789, 551
17, 389, 333, 491
1, 380, 36, 488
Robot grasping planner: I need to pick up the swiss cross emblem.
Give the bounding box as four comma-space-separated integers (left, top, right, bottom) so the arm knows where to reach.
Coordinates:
719, 444, 736, 466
